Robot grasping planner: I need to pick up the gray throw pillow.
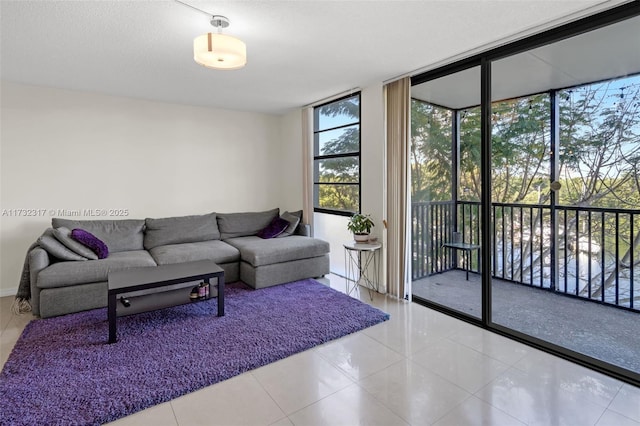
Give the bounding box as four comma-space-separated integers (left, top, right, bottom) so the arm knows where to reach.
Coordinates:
276, 211, 301, 238
38, 229, 88, 261
51, 219, 145, 253
52, 226, 99, 260
144, 213, 220, 250
288, 210, 305, 235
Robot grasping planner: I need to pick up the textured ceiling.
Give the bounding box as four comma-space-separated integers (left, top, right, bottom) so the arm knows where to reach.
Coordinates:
0, 0, 629, 114
412, 15, 640, 109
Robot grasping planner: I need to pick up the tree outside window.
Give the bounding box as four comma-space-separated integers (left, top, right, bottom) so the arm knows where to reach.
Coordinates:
313, 94, 361, 215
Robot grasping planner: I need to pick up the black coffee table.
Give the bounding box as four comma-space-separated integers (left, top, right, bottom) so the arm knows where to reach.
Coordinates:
108, 260, 224, 343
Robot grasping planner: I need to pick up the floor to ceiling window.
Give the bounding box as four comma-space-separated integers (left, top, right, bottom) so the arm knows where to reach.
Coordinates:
556, 78, 640, 310
313, 94, 361, 215
411, 65, 485, 320
312, 93, 361, 277
410, 3, 640, 386
489, 15, 640, 380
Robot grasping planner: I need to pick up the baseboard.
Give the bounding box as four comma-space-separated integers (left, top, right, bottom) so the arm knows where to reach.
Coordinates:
0, 287, 17, 298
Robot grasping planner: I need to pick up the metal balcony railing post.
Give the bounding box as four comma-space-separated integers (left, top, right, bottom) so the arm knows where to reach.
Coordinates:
452, 110, 460, 270
411, 201, 639, 312
480, 58, 492, 324
550, 89, 559, 292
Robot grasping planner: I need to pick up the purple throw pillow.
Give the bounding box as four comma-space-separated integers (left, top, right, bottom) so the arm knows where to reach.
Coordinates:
257, 217, 289, 239
71, 228, 109, 259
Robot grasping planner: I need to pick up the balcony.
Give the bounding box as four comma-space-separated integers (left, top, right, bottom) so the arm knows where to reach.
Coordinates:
408, 13, 640, 383
411, 201, 640, 374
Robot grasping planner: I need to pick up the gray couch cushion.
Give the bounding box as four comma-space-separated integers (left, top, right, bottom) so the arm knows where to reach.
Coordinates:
149, 240, 240, 266
52, 226, 99, 260
144, 213, 220, 250
217, 208, 279, 240
37, 250, 156, 288
51, 218, 145, 253
38, 229, 88, 261
39, 282, 108, 319
224, 235, 329, 267
240, 254, 330, 289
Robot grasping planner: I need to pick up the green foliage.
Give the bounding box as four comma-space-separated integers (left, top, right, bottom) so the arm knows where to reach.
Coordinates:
319, 127, 359, 156
411, 75, 640, 211
316, 97, 359, 124
459, 107, 482, 201
317, 184, 359, 212
410, 100, 453, 202
347, 213, 375, 234
452, 95, 552, 204
411, 75, 640, 296
315, 95, 360, 213
490, 94, 551, 203
558, 80, 640, 209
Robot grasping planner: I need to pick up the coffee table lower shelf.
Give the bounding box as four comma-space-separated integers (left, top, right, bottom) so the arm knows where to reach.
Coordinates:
107, 260, 224, 344
114, 287, 214, 317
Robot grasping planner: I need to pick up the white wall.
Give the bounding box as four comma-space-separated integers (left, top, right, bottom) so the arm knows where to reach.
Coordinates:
360, 83, 386, 292
277, 109, 304, 213
0, 81, 388, 297
313, 213, 351, 277
0, 82, 284, 296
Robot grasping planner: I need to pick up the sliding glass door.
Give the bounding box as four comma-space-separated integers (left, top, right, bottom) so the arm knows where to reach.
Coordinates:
490, 16, 640, 377
409, 3, 640, 385
411, 66, 485, 321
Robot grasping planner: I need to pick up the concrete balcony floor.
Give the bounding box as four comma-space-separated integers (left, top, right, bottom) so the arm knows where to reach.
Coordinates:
412, 269, 640, 375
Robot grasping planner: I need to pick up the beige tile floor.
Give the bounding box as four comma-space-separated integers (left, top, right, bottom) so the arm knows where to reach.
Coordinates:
1, 275, 640, 426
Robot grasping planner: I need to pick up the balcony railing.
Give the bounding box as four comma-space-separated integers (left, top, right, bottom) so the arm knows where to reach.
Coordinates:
411, 201, 640, 311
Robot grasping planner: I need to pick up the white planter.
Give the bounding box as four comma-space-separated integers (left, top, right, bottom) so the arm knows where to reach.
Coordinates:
353, 233, 369, 243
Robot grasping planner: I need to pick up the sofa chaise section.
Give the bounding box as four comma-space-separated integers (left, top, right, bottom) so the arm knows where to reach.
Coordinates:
225, 236, 330, 288
216, 208, 330, 288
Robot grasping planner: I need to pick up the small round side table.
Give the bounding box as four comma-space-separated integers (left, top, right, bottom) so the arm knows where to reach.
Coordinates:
343, 241, 382, 300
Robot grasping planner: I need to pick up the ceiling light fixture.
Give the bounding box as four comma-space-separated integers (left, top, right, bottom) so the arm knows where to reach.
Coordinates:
176, 0, 247, 70
194, 15, 246, 70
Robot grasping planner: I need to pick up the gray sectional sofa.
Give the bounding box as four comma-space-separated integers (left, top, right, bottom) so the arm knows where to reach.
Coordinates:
26, 208, 330, 318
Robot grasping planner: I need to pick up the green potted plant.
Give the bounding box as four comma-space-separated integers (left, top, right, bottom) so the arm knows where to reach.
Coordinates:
347, 213, 375, 242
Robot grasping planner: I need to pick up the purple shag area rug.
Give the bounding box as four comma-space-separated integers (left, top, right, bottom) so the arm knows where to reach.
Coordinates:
0, 279, 389, 425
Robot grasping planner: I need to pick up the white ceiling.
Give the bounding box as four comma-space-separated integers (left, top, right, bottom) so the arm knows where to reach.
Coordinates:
411, 14, 640, 109
0, 0, 631, 115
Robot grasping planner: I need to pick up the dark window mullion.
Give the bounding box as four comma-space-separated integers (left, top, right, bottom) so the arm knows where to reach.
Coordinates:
314, 121, 359, 134
314, 152, 359, 161
314, 182, 360, 186
313, 208, 354, 217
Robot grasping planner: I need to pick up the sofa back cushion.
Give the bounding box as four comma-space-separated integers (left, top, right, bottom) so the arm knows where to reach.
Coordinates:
51, 218, 145, 253
144, 213, 220, 250
217, 208, 280, 240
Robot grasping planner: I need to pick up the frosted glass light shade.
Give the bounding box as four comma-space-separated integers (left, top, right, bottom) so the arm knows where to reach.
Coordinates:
194, 33, 246, 70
